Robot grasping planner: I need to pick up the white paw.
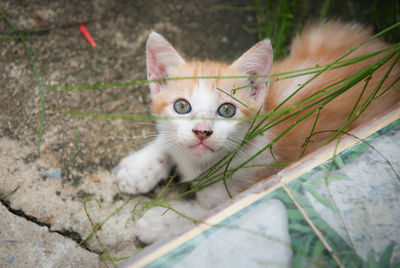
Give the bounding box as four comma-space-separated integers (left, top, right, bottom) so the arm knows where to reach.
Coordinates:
135, 205, 187, 244
135, 199, 207, 244
116, 148, 171, 195
135, 206, 171, 244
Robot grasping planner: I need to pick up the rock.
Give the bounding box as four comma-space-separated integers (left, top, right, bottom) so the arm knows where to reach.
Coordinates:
0, 137, 142, 259
0, 202, 108, 268
306, 127, 400, 263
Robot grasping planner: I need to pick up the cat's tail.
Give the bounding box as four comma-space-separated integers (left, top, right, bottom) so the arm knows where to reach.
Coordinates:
289, 20, 375, 61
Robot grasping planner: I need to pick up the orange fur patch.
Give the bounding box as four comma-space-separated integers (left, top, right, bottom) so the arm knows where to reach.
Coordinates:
266, 21, 400, 162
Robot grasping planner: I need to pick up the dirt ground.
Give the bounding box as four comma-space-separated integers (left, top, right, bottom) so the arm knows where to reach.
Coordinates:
0, 0, 258, 266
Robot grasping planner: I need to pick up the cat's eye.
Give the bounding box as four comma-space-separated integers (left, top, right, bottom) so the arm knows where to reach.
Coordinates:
173, 99, 192, 114
217, 103, 236, 118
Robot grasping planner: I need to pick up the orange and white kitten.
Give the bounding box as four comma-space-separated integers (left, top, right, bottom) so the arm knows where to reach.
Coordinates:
116, 21, 400, 243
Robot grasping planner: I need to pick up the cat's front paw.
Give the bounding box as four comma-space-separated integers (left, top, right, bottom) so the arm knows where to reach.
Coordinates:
135, 206, 171, 244
135, 200, 206, 244
135, 205, 187, 244
116, 148, 171, 195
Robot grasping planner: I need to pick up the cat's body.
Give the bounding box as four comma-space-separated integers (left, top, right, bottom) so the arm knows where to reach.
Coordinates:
269, 22, 400, 163
116, 21, 400, 244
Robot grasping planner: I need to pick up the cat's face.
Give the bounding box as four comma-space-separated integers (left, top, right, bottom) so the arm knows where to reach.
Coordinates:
153, 62, 251, 159
146, 33, 273, 160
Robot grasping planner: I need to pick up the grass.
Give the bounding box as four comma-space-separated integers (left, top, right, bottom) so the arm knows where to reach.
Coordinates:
226, 0, 400, 59
2, 1, 400, 265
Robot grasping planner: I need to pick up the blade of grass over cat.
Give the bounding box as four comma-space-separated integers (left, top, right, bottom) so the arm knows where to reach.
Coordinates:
45, 75, 272, 91
345, 75, 371, 124
231, 43, 400, 94
46, 75, 273, 91
239, 108, 321, 173
270, 22, 400, 114
0, 10, 46, 150
247, 75, 355, 139
249, 46, 400, 140
45, 44, 398, 92
327, 49, 400, 142
219, 110, 262, 197
373, 75, 400, 99
300, 105, 323, 158
251, 77, 370, 145
216, 87, 250, 109
220, 108, 269, 195
154, 173, 177, 202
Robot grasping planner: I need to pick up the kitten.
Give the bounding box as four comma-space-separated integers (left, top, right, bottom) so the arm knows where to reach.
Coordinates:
116, 21, 400, 244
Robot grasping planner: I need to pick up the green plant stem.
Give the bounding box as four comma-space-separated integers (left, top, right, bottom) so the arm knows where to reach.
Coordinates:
78, 196, 135, 247
61, 134, 81, 175
300, 105, 323, 158
83, 197, 115, 265
328, 49, 400, 142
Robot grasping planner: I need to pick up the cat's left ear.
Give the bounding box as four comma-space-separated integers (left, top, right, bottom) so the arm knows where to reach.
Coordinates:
146, 32, 185, 96
231, 39, 273, 104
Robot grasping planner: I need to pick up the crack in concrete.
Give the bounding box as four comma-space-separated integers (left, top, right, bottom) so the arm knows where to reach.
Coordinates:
0, 199, 101, 255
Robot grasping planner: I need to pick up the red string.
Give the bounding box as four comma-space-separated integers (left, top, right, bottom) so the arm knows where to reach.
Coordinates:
79, 24, 96, 47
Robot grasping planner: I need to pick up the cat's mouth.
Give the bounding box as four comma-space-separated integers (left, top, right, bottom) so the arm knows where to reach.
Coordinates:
189, 142, 215, 153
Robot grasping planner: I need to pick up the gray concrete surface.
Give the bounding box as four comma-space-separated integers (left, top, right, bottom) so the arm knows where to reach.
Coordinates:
0, 0, 256, 266
0, 202, 107, 268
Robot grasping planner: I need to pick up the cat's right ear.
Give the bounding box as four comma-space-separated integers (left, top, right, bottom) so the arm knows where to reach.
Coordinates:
146, 32, 185, 96
231, 39, 273, 105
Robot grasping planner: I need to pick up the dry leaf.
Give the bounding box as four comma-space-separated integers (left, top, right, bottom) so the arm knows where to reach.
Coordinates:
89, 174, 100, 182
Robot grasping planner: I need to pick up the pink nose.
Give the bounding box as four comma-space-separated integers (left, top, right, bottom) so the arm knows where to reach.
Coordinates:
192, 122, 213, 141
